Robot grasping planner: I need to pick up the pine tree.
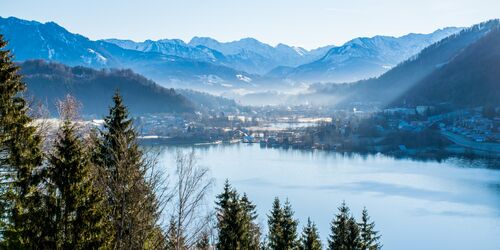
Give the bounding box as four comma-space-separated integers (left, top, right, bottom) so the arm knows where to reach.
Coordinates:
267, 197, 284, 250
0, 34, 45, 248
281, 199, 299, 249
359, 208, 381, 250
215, 180, 246, 249
216, 181, 260, 250
240, 193, 260, 250
267, 198, 299, 250
45, 120, 110, 249
93, 91, 163, 249
328, 201, 360, 250
216, 180, 241, 249
300, 218, 322, 250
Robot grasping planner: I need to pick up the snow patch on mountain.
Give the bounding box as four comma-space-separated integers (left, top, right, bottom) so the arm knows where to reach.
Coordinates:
293, 47, 307, 56
47, 47, 55, 59
236, 74, 252, 83
87, 48, 107, 63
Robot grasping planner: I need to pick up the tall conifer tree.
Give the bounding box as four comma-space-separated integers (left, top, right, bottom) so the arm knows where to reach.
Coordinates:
267, 197, 284, 250
328, 201, 360, 250
0, 34, 45, 249
45, 120, 110, 249
240, 193, 260, 250
215, 180, 241, 249
359, 208, 381, 250
281, 199, 299, 249
267, 197, 299, 250
94, 92, 163, 249
215, 181, 260, 250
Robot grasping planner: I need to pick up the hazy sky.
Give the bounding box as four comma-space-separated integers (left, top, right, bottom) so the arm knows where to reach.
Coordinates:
1, 0, 499, 49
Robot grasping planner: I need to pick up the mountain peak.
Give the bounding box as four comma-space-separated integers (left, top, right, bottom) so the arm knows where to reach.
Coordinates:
237, 37, 264, 44
189, 36, 220, 46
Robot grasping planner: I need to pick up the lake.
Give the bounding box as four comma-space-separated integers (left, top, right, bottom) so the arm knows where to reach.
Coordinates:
155, 143, 500, 250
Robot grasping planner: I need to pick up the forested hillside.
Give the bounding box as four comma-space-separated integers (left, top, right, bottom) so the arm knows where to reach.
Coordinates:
20, 60, 194, 116
392, 27, 500, 107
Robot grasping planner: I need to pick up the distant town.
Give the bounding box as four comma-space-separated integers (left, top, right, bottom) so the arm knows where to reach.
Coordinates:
130, 104, 499, 159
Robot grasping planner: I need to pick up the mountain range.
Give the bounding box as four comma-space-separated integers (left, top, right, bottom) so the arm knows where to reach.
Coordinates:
105, 29, 461, 83
3, 16, 497, 111
277, 28, 461, 83
0, 16, 255, 92
303, 19, 500, 109
105, 37, 333, 75
0, 16, 462, 93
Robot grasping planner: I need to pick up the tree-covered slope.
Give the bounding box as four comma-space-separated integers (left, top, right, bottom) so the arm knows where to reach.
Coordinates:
393, 27, 500, 108
309, 19, 500, 108
19, 60, 194, 116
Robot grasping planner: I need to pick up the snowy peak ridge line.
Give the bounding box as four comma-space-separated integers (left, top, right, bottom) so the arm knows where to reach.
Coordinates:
281, 26, 463, 83
105, 36, 325, 74
104, 27, 461, 76
0, 16, 258, 92
0, 15, 475, 89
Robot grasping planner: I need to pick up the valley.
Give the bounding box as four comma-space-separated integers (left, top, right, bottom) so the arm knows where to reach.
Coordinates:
0, 10, 499, 249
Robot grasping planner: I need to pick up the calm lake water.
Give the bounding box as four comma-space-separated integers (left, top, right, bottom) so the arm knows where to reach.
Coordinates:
155, 143, 500, 250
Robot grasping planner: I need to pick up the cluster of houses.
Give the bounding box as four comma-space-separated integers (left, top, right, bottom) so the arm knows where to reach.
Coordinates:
447, 112, 499, 143
383, 106, 499, 143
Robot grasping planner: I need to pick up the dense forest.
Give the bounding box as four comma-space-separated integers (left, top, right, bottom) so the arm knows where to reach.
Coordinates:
19, 60, 194, 116
0, 36, 382, 249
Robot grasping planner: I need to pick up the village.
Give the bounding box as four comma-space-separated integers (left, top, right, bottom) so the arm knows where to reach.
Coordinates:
131, 104, 499, 158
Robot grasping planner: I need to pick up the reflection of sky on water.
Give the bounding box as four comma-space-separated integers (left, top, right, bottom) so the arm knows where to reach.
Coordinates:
155, 143, 500, 250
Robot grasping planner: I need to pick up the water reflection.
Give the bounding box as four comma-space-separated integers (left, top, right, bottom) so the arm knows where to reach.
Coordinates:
153, 143, 500, 250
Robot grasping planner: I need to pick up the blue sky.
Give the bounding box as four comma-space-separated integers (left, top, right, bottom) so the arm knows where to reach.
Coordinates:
1, 0, 499, 49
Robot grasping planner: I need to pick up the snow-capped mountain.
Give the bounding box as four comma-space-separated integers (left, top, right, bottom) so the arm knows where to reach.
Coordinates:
301, 20, 500, 108
106, 36, 332, 74
279, 27, 463, 83
0, 16, 257, 92
0, 17, 116, 67
189, 37, 334, 74
0, 16, 466, 93
104, 38, 227, 63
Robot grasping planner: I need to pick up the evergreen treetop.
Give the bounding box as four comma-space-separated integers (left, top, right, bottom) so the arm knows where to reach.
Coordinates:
282, 199, 299, 249
300, 218, 322, 250
216, 180, 261, 250
359, 207, 382, 250
328, 201, 358, 250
